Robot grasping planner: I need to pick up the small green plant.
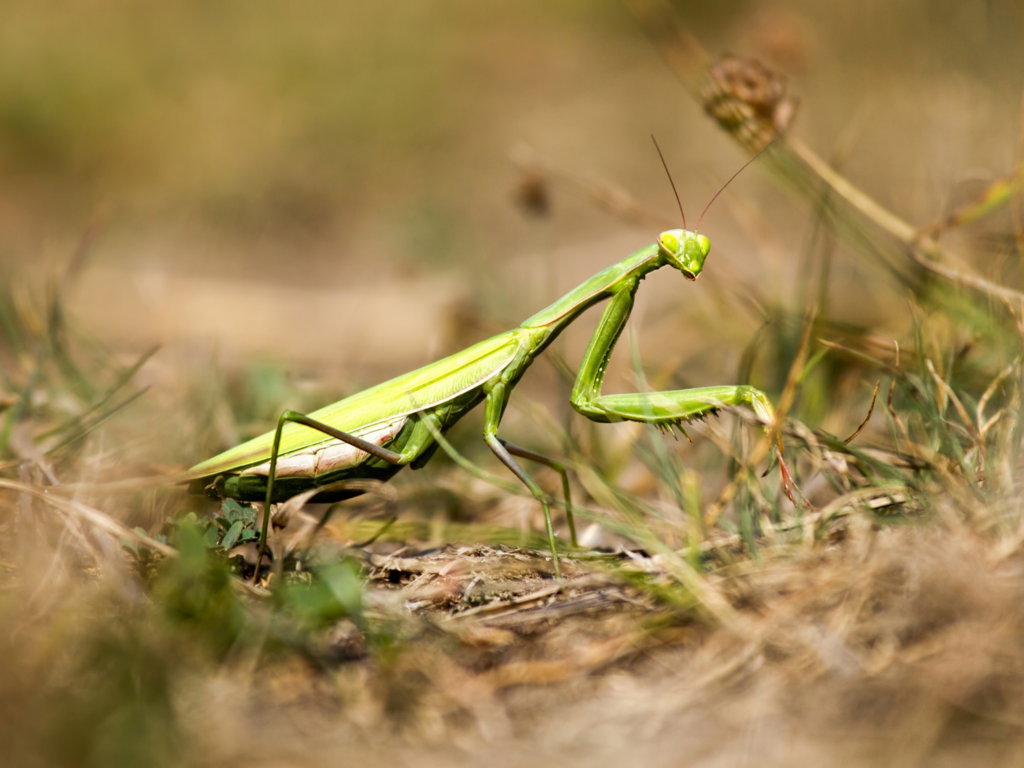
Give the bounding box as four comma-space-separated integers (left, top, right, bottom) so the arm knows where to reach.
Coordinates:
210, 499, 260, 551
160, 500, 259, 555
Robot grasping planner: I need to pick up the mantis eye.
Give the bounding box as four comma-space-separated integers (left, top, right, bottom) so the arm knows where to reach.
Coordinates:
659, 232, 680, 254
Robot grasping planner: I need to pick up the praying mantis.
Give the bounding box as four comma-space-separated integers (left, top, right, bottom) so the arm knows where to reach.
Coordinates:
184, 145, 793, 577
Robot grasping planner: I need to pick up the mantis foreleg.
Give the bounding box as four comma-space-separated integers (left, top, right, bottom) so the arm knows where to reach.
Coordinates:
570, 282, 782, 442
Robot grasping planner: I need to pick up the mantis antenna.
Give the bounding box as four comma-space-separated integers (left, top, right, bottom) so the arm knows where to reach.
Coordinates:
651, 135, 686, 230
696, 140, 776, 231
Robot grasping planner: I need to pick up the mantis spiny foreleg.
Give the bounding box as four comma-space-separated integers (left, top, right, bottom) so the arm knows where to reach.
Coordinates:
570, 278, 784, 453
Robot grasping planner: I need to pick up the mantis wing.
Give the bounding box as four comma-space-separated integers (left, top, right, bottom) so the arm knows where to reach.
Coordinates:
187, 330, 522, 478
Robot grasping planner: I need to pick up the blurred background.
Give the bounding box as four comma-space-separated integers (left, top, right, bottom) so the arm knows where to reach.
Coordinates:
2, 0, 1020, 394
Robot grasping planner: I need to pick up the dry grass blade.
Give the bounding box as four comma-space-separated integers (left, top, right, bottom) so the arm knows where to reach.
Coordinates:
776, 307, 818, 425
925, 360, 983, 456
51, 470, 199, 495
0, 480, 271, 597
760, 306, 816, 508
448, 573, 614, 621
918, 167, 1022, 237
817, 338, 896, 371
274, 478, 397, 529
0, 479, 175, 557
844, 380, 881, 443
691, 485, 910, 555
482, 630, 647, 689
271, 478, 399, 564
34, 344, 160, 445
887, 340, 911, 443
44, 386, 151, 457
978, 362, 1016, 435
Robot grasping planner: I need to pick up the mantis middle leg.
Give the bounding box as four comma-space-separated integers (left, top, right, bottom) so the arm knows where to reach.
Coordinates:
482, 382, 576, 578
499, 438, 576, 548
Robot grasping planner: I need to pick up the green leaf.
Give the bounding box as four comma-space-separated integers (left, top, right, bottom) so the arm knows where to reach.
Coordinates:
278, 559, 366, 628
321, 561, 364, 621
221, 520, 243, 551
202, 525, 219, 549
222, 499, 246, 517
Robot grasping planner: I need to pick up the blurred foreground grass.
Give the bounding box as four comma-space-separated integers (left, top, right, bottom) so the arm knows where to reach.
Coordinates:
4, 4, 1024, 766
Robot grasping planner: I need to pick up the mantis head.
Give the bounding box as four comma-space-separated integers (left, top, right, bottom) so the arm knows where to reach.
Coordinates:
650, 133, 772, 282
658, 229, 710, 280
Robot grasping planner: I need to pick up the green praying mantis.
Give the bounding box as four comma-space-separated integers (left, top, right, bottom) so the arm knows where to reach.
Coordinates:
184, 143, 794, 577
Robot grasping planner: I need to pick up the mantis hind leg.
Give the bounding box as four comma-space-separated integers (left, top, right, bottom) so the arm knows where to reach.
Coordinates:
485, 434, 564, 578
499, 438, 576, 548
254, 409, 426, 579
